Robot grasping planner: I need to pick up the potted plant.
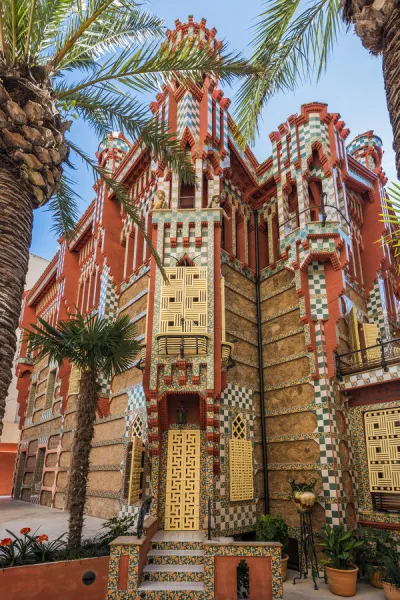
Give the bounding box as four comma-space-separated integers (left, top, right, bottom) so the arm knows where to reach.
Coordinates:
319, 524, 364, 597
255, 515, 289, 581
382, 553, 400, 600
355, 527, 398, 589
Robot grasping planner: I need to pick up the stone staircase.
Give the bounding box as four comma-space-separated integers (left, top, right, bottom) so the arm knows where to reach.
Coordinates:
138, 531, 206, 597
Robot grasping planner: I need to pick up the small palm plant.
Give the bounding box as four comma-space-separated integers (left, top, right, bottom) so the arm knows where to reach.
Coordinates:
25, 310, 140, 550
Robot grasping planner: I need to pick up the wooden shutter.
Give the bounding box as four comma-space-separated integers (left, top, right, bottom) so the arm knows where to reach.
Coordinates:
128, 436, 144, 505
349, 307, 361, 363
363, 323, 380, 361
68, 365, 81, 395
229, 415, 254, 501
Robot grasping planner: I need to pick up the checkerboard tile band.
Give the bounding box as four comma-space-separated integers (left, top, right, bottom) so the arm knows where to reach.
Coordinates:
215, 501, 257, 530
220, 383, 253, 411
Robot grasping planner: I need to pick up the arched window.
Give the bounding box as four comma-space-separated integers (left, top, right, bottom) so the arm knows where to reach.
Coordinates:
124, 415, 145, 505
229, 414, 254, 501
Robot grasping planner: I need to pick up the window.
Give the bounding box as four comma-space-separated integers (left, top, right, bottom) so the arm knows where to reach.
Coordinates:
124, 415, 145, 505
365, 408, 400, 511
33, 448, 46, 492
229, 415, 254, 501
45, 370, 57, 408
68, 364, 81, 395
26, 382, 37, 417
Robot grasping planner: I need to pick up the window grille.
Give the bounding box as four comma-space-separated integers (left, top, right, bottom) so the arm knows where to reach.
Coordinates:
124, 415, 145, 505
365, 408, 400, 495
26, 383, 37, 417
45, 370, 56, 408
229, 415, 254, 501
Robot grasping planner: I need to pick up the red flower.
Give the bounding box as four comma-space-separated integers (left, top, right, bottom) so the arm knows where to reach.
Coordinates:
37, 534, 48, 544
0, 538, 12, 547
20, 527, 31, 535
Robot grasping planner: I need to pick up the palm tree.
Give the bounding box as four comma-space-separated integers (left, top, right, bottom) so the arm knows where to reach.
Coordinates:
235, 0, 400, 178
0, 2, 255, 436
25, 310, 140, 550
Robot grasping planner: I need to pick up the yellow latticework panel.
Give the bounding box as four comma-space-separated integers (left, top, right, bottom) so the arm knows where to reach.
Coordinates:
363, 323, 380, 360
365, 409, 400, 493
131, 415, 143, 439
349, 306, 362, 363
128, 435, 144, 505
232, 414, 246, 439
229, 438, 254, 501
160, 267, 207, 335
165, 430, 200, 530
68, 364, 81, 395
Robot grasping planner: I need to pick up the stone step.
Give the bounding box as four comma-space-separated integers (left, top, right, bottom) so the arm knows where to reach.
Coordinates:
143, 564, 204, 583
138, 581, 205, 596
147, 549, 205, 565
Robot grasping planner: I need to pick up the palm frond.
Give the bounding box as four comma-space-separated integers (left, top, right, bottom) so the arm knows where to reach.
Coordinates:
46, 175, 80, 239
381, 182, 400, 260
66, 139, 168, 281
53, 8, 165, 71
235, 0, 343, 143
25, 310, 141, 378
57, 85, 195, 185
55, 37, 258, 99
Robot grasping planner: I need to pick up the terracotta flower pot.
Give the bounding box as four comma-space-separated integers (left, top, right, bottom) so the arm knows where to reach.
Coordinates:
383, 582, 400, 600
325, 565, 358, 597
369, 566, 383, 589
281, 554, 289, 582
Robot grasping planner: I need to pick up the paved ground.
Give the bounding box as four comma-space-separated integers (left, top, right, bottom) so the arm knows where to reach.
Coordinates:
0, 497, 106, 541
284, 569, 385, 599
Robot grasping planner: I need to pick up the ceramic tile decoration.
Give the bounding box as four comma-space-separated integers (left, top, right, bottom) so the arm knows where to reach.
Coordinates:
11, 15, 400, 599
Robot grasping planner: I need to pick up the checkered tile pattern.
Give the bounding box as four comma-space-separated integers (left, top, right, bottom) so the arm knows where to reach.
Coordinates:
98, 264, 118, 320
215, 501, 257, 530
308, 262, 328, 320
220, 383, 253, 411
367, 277, 389, 338
164, 226, 208, 266
177, 91, 200, 140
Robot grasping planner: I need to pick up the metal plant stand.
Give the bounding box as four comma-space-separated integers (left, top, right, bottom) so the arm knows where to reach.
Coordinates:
293, 509, 324, 590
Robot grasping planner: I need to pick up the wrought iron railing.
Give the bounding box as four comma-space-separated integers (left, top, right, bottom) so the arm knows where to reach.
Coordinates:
335, 337, 400, 380
156, 334, 209, 358
179, 195, 195, 209
136, 496, 152, 539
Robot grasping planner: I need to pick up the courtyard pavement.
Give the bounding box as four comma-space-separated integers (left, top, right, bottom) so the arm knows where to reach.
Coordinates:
284, 569, 385, 599
0, 497, 106, 541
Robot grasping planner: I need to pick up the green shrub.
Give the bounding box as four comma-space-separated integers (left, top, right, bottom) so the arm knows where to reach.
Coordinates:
318, 524, 364, 571
355, 527, 399, 578
255, 515, 288, 553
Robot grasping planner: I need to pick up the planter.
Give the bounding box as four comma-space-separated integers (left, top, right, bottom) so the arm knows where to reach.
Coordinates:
369, 566, 383, 589
281, 554, 289, 582
325, 565, 358, 597
383, 582, 400, 600
0, 556, 109, 600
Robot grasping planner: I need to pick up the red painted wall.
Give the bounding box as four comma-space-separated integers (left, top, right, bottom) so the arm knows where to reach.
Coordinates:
0, 556, 109, 600
0, 445, 17, 495
214, 556, 273, 600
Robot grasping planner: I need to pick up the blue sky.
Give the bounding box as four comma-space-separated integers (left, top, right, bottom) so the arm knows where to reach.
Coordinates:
30, 0, 397, 259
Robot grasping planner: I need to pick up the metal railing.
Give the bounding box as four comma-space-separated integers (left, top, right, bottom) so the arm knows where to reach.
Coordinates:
335, 337, 400, 380
179, 195, 195, 209
136, 496, 152, 539
157, 334, 208, 359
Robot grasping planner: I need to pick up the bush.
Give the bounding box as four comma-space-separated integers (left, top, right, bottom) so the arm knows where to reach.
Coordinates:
255, 515, 288, 553
355, 527, 399, 578
318, 524, 364, 571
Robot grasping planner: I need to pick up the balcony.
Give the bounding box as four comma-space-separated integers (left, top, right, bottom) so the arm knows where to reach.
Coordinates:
156, 334, 209, 358
179, 195, 195, 209
335, 337, 400, 380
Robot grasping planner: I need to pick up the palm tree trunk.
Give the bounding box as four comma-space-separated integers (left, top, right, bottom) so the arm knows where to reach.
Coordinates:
383, 6, 400, 179
68, 368, 98, 550
0, 167, 33, 437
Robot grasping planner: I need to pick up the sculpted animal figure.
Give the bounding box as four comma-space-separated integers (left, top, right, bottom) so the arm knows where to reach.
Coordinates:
152, 189, 168, 209
208, 194, 230, 220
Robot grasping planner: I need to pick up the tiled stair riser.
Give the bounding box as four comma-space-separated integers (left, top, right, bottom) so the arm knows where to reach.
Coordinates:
143, 570, 203, 583
136, 587, 205, 599
151, 541, 203, 551
147, 552, 204, 566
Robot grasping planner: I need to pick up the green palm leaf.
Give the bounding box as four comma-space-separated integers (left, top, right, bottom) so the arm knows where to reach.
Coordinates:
235, 0, 343, 143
